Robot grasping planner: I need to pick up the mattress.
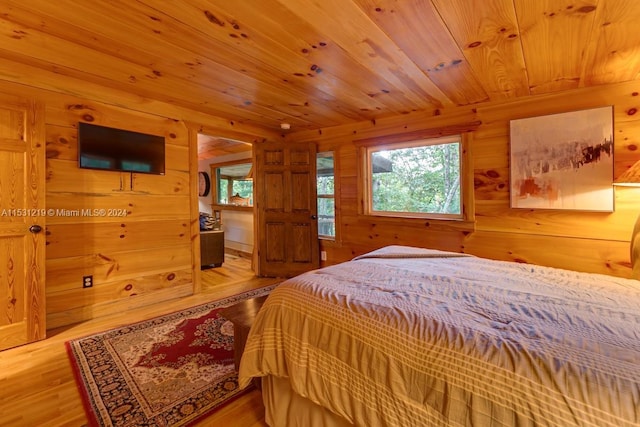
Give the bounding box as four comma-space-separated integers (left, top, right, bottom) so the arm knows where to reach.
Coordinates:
239, 245, 640, 426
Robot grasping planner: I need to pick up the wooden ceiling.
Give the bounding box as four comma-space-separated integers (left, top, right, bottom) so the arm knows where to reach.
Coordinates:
197, 134, 252, 160
1, 0, 640, 133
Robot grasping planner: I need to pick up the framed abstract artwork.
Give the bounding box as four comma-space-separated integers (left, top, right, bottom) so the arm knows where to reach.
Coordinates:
509, 106, 614, 211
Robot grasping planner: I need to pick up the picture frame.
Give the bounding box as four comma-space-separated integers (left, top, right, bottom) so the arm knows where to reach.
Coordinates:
509, 106, 614, 212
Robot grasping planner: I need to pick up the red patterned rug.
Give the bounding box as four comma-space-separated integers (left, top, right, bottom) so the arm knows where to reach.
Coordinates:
66, 286, 276, 427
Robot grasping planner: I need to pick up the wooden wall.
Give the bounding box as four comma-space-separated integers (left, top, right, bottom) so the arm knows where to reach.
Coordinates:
45, 101, 193, 328
0, 77, 278, 329
1, 68, 637, 330
289, 80, 640, 279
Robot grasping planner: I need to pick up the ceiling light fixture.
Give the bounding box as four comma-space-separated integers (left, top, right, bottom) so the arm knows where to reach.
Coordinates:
280, 123, 291, 130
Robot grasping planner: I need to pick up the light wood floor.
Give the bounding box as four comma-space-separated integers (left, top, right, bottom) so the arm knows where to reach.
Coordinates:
0, 255, 276, 427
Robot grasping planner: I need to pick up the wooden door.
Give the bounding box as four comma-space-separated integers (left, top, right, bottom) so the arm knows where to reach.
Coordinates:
0, 96, 46, 351
254, 140, 319, 277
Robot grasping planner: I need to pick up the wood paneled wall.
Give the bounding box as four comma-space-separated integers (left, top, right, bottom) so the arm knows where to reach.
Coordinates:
0, 78, 277, 329
289, 81, 640, 279
0, 70, 636, 330
45, 101, 194, 328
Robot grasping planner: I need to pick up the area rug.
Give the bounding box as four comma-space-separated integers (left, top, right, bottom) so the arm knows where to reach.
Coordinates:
66, 285, 277, 427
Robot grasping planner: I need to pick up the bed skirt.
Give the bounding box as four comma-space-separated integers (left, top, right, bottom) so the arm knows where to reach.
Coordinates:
262, 375, 353, 427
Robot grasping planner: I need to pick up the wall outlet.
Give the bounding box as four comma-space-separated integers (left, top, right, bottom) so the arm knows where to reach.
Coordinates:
320, 251, 327, 261
83, 275, 93, 288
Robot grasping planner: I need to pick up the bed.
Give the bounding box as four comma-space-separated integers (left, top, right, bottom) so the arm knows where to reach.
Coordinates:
238, 245, 640, 427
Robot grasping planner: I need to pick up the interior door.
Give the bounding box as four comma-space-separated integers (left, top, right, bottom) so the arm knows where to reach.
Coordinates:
254, 140, 319, 277
0, 95, 46, 351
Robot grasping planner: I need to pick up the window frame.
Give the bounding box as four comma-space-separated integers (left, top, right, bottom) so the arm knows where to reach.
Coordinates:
317, 151, 337, 240
358, 133, 474, 226
209, 160, 254, 212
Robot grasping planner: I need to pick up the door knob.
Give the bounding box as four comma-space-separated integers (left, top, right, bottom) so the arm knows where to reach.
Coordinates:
311, 215, 317, 220
29, 225, 43, 234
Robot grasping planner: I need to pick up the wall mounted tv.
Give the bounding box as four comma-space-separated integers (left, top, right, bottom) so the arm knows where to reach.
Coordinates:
78, 122, 165, 175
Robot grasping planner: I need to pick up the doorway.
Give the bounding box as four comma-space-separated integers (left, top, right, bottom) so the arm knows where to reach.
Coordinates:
196, 133, 255, 263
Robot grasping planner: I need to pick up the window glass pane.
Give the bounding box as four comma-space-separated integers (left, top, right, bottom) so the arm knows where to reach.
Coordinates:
317, 197, 335, 237
214, 162, 253, 206
370, 141, 460, 215
317, 175, 334, 195
317, 152, 335, 238
218, 177, 229, 204
231, 180, 253, 202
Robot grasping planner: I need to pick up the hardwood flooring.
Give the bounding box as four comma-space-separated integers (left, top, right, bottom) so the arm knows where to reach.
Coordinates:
0, 255, 276, 427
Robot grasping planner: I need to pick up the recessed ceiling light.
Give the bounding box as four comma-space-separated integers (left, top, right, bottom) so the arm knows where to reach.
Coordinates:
280, 123, 291, 130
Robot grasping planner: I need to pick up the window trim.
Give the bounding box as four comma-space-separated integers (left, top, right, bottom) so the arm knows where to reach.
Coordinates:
358, 133, 474, 226
209, 159, 254, 211
317, 150, 338, 241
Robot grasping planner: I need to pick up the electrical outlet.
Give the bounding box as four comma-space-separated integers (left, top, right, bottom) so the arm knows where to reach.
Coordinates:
83, 275, 93, 288
321, 251, 327, 261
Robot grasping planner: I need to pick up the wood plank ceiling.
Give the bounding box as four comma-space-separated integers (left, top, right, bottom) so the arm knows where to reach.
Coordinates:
197, 134, 252, 160
1, 0, 639, 134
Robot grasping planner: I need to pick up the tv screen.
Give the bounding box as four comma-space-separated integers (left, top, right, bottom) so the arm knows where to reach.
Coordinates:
78, 122, 165, 175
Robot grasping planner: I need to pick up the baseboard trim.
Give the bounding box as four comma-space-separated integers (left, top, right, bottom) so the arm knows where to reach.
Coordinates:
225, 247, 253, 259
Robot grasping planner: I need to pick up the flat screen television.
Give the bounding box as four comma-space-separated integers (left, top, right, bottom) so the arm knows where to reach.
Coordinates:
78, 122, 165, 175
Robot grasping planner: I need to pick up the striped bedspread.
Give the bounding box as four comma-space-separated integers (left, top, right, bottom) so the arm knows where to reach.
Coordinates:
239, 246, 640, 426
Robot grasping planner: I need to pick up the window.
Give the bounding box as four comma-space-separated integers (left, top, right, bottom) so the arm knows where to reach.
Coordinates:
317, 152, 336, 239
363, 135, 463, 219
211, 161, 253, 207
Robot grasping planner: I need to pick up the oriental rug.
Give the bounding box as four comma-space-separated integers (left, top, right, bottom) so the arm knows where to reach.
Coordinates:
66, 285, 276, 427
